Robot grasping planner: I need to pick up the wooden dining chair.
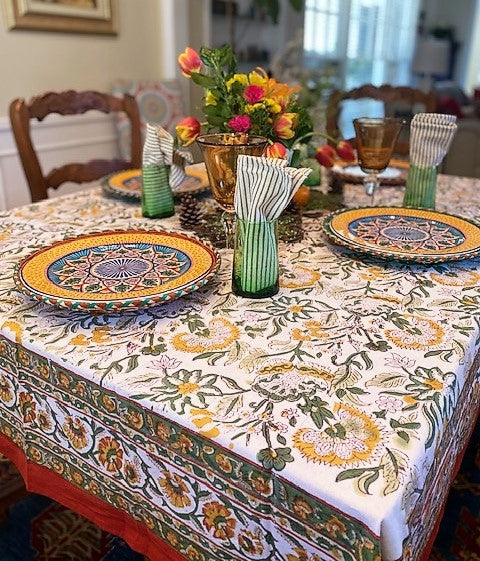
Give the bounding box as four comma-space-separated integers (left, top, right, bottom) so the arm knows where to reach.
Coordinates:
326, 84, 437, 155
9, 90, 142, 203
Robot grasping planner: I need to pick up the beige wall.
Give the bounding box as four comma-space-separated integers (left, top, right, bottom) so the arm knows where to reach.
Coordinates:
0, 0, 164, 117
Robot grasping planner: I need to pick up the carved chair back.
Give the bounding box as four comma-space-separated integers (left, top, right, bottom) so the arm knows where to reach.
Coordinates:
326, 84, 437, 155
9, 90, 142, 202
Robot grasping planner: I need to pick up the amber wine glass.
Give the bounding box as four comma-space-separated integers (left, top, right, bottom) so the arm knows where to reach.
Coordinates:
353, 117, 403, 204
196, 133, 268, 247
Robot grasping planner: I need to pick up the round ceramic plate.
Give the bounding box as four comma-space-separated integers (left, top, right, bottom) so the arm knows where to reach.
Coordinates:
16, 230, 220, 312
331, 161, 408, 186
101, 163, 210, 201
323, 206, 480, 263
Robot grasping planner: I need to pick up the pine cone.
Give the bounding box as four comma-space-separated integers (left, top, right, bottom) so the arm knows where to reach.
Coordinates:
179, 194, 203, 230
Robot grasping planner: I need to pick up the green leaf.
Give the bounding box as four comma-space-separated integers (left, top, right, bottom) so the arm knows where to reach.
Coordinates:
336, 468, 369, 482
289, 0, 303, 10
190, 72, 216, 89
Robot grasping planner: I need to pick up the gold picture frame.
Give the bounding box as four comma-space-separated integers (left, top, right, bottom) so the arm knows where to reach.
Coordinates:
2, 0, 117, 35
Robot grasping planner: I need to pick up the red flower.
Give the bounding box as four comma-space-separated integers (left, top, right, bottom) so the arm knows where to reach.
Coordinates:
176, 116, 201, 146
243, 85, 265, 104
264, 142, 287, 159
336, 140, 355, 162
228, 115, 251, 133
178, 47, 202, 77
315, 144, 336, 168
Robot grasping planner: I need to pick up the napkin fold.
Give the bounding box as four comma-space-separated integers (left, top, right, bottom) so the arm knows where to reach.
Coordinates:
143, 124, 193, 190
409, 112, 457, 167
234, 155, 311, 221
141, 124, 175, 218
403, 113, 457, 210
231, 155, 311, 298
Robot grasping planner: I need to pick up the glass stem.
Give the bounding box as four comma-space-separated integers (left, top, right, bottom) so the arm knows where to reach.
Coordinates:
364, 173, 379, 205
222, 211, 236, 249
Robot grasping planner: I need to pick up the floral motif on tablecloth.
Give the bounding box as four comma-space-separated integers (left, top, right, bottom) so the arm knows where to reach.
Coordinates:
1, 182, 480, 561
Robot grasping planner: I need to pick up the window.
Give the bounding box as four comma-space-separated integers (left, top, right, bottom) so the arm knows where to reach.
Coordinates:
304, 0, 420, 89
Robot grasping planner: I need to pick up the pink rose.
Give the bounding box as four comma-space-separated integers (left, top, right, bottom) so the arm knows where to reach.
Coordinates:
243, 85, 265, 104
228, 115, 251, 133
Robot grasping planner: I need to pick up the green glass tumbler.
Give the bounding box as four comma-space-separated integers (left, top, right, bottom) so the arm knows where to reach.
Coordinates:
141, 165, 175, 218
232, 218, 279, 298
402, 165, 438, 210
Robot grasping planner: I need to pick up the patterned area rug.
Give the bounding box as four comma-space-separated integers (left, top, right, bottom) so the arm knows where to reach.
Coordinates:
0, 494, 143, 561
429, 414, 480, 560
0, 415, 478, 561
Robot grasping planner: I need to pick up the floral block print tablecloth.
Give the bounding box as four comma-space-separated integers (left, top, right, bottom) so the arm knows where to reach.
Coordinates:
1, 176, 480, 561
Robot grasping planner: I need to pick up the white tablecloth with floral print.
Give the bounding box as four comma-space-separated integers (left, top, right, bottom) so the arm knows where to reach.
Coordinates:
0, 176, 479, 561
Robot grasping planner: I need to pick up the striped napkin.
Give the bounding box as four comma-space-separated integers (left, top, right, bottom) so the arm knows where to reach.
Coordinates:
232, 155, 311, 296
234, 155, 311, 221
403, 113, 457, 209
141, 124, 175, 218
143, 125, 192, 189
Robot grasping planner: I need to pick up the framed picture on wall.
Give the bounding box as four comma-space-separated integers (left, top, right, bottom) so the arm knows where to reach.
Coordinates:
2, 0, 117, 35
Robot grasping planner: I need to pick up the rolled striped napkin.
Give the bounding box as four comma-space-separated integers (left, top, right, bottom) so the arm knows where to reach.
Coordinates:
232, 155, 311, 297
142, 124, 175, 218
403, 113, 457, 209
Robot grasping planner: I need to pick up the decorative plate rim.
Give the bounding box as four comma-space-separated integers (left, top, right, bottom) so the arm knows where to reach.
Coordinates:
101, 165, 210, 201
15, 228, 220, 312
331, 163, 407, 186
322, 206, 480, 263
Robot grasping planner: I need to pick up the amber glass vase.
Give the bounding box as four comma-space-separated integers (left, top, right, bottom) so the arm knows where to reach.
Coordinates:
197, 133, 268, 247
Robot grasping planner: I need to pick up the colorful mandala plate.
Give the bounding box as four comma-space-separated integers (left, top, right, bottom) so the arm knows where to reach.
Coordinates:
16, 230, 220, 312
101, 163, 209, 202
323, 207, 480, 263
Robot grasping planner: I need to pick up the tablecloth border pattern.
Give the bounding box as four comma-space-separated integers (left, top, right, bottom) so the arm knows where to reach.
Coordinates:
0, 431, 186, 561
404, 350, 480, 560
0, 334, 381, 561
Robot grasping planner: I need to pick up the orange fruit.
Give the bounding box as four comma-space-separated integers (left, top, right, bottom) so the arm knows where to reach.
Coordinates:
293, 185, 311, 206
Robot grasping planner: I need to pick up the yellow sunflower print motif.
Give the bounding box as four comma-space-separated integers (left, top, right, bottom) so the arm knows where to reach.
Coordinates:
384, 315, 444, 349
172, 318, 239, 353
293, 403, 382, 467
158, 469, 193, 510
431, 270, 480, 286
280, 265, 321, 289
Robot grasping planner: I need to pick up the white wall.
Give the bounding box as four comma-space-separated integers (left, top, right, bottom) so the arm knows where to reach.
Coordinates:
0, 0, 206, 210
0, 0, 167, 118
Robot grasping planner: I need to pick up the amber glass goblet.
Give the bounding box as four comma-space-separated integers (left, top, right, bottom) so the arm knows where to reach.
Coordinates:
353, 117, 403, 204
196, 133, 268, 247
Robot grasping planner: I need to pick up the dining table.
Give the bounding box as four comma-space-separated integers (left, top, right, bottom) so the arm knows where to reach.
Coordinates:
0, 173, 479, 561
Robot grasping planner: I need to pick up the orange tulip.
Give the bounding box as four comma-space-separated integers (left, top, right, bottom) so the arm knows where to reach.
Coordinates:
176, 116, 201, 146
264, 142, 288, 159
273, 113, 297, 140
178, 47, 202, 78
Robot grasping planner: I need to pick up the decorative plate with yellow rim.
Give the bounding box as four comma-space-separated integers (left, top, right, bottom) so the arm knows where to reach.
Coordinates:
16, 230, 220, 312
323, 207, 480, 263
101, 163, 210, 201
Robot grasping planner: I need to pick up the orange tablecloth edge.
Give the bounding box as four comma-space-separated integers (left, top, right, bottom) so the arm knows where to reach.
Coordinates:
0, 432, 187, 561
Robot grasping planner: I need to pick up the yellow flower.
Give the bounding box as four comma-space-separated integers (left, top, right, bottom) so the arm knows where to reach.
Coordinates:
177, 382, 200, 395
265, 97, 282, 113
248, 69, 268, 87
385, 315, 445, 349
159, 470, 192, 508
97, 436, 123, 473
293, 403, 381, 467
205, 90, 217, 105
226, 73, 248, 90
202, 501, 236, 540
172, 318, 239, 353
63, 416, 88, 450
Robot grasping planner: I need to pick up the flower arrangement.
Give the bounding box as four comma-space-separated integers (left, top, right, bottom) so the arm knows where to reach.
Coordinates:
175, 44, 356, 189
175, 45, 313, 152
